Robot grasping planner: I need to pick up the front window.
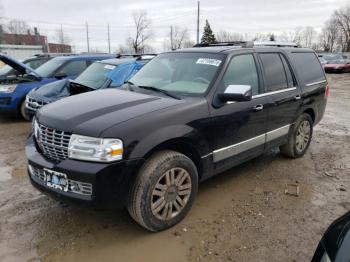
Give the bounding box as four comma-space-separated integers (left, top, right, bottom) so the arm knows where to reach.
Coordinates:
74, 62, 115, 89
35, 58, 66, 78
130, 52, 225, 95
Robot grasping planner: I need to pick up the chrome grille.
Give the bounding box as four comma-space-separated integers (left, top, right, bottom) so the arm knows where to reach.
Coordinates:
26, 96, 48, 112
36, 123, 71, 161
28, 165, 93, 196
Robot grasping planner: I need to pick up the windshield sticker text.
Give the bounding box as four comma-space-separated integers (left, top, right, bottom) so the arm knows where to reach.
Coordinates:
196, 58, 222, 67
104, 65, 116, 70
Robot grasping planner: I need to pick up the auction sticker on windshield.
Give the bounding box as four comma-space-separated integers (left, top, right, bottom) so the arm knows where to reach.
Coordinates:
196, 58, 222, 67
104, 64, 116, 70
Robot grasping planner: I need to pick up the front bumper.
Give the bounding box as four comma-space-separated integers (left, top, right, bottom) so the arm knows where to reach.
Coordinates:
25, 107, 36, 119
26, 135, 144, 204
0, 93, 18, 114
324, 67, 344, 73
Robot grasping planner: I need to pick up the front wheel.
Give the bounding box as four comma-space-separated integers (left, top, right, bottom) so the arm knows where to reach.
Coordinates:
127, 150, 198, 232
280, 113, 313, 158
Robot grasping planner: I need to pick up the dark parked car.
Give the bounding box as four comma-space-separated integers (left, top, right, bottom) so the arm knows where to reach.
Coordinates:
26, 42, 328, 231
312, 212, 350, 262
0, 53, 115, 119
25, 54, 156, 118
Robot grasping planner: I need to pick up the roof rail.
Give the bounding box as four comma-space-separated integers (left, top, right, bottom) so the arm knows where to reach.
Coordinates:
193, 41, 300, 49
116, 53, 158, 58
193, 41, 254, 48
116, 54, 158, 60
253, 41, 300, 48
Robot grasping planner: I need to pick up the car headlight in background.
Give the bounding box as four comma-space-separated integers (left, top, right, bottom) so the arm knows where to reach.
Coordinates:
0, 84, 17, 93
32, 118, 39, 138
68, 135, 123, 162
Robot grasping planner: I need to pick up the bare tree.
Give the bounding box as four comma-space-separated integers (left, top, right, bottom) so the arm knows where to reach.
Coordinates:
167, 26, 190, 50
216, 30, 244, 42
319, 18, 338, 52
6, 19, 29, 34
333, 5, 350, 52
301, 26, 317, 48
129, 10, 152, 54
116, 44, 132, 54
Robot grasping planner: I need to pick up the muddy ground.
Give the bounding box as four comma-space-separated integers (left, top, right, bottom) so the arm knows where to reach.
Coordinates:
0, 74, 349, 262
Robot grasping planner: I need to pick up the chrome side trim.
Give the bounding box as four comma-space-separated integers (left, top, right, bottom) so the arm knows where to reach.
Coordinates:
213, 134, 265, 162
266, 124, 290, 142
201, 152, 213, 159
305, 80, 327, 87
212, 124, 291, 162
252, 87, 297, 99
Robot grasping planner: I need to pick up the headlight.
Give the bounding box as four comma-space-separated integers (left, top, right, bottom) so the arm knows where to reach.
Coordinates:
68, 135, 123, 162
32, 118, 39, 138
0, 84, 17, 93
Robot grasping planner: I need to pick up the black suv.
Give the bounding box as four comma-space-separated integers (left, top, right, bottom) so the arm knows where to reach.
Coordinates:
26, 42, 328, 231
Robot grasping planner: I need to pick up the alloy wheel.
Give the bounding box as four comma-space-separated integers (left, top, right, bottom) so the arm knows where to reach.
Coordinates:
295, 120, 311, 153
151, 167, 192, 220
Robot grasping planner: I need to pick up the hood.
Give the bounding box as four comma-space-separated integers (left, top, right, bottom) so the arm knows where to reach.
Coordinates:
29, 79, 70, 101
0, 53, 41, 78
36, 89, 184, 137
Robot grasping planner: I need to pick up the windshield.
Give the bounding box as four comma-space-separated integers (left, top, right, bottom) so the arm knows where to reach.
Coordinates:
74, 62, 115, 89
130, 52, 225, 95
35, 58, 66, 78
323, 54, 343, 62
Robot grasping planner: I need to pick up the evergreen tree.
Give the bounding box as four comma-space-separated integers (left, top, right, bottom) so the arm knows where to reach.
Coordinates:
201, 20, 216, 44
269, 33, 276, 41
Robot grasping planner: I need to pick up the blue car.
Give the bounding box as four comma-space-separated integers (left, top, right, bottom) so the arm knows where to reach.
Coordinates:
25, 54, 155, 119
0, 53, 115, 120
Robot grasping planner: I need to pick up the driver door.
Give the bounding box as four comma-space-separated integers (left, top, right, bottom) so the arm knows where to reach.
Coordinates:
209, 53, 269, 172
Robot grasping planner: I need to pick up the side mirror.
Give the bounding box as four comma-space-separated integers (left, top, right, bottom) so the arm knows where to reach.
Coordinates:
54, 72, 67, 79
218, 85, 252, 102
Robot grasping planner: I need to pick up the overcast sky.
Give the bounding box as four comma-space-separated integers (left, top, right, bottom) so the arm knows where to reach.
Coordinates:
1, 0, 349, 52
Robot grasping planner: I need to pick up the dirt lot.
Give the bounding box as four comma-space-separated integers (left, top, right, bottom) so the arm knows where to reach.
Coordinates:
0, 74, 349, 262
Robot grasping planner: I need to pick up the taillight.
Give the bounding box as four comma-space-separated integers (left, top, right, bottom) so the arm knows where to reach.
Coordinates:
324, 84, 329, 99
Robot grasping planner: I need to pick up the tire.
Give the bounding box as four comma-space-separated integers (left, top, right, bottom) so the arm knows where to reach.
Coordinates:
19, 100, 30, 121
127, 150, 198, 232
280, 113, 313, 158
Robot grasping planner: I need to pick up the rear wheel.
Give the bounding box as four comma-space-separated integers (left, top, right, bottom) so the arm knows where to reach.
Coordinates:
280, 113, 313, 158
19, 100, 30, 121
127, 150, 198, 232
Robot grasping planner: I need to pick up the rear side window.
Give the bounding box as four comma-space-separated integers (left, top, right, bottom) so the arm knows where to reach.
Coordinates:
290, 52, 326, 85
259, 53, 288, 92
222, 54, 259, 96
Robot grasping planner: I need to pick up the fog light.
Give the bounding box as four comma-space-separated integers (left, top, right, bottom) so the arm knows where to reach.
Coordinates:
70, 182, 81, 192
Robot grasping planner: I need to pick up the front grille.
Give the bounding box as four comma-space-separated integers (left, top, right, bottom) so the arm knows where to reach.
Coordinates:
29, 165, 93, 196
26, 96, 48, 111
36, 123, 71, 161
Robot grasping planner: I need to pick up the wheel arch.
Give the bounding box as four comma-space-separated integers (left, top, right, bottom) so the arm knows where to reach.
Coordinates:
143, 138, 204, 180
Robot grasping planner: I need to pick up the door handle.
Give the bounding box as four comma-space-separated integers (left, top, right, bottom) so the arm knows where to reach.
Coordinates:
294, 95, 301, 101
253, 104, 264, 111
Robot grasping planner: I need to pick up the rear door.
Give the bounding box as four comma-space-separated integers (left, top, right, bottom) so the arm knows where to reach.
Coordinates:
257, 52, 301, 147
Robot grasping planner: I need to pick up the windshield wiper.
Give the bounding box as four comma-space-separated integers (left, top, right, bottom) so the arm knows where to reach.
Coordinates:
137, 85, 181, 100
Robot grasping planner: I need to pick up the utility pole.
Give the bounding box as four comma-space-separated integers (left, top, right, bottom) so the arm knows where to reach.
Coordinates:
107, 23, 111, 53
60, 24, 64, 52
196, 0, 200, 44
86, 22, 90, 53
170, 25, 173, 50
